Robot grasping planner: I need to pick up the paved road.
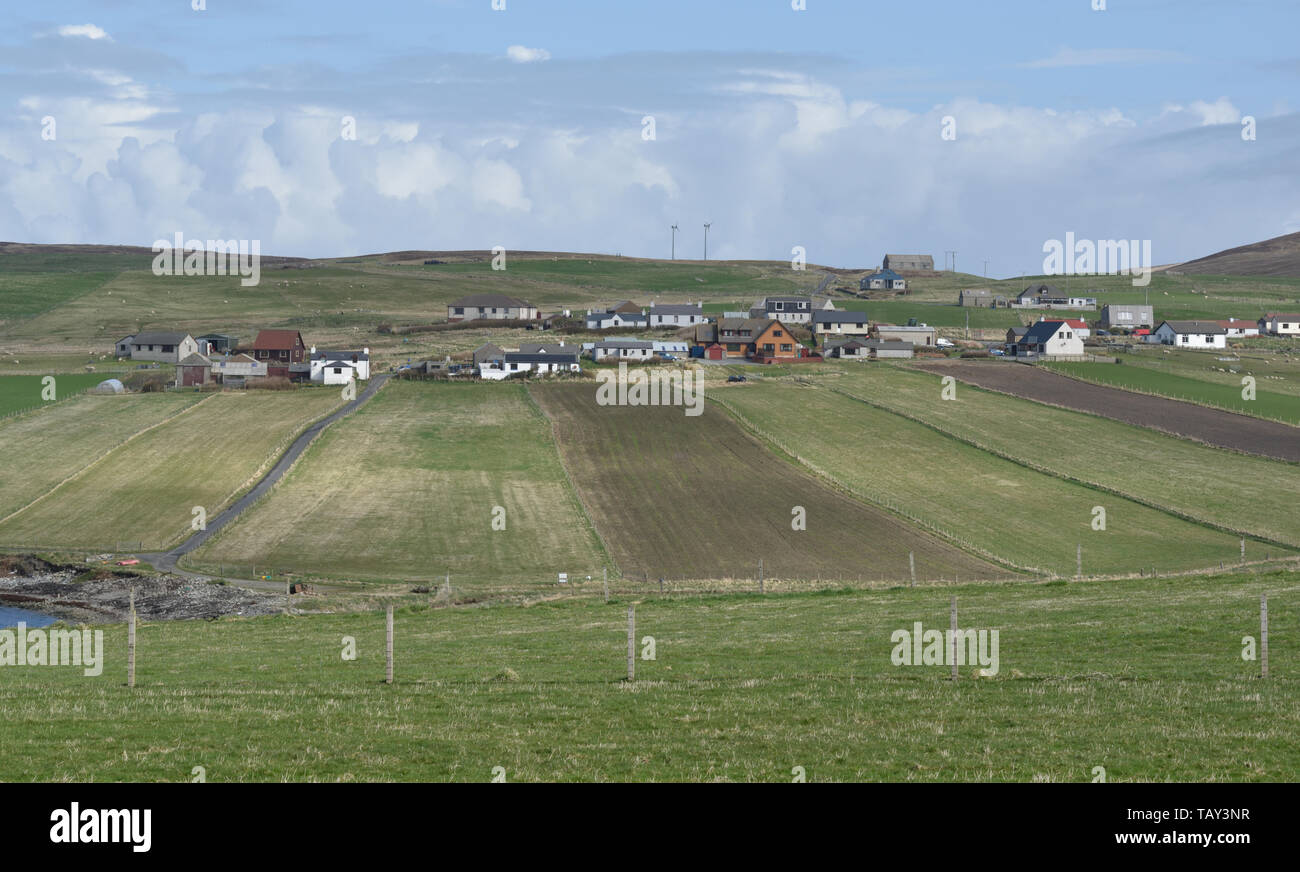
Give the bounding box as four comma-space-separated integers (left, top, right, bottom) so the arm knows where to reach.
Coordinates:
147, 374, 390, 577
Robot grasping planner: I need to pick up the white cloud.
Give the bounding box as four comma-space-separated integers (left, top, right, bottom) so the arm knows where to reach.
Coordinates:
506, 45, 551, 64
57, 24, 111, 41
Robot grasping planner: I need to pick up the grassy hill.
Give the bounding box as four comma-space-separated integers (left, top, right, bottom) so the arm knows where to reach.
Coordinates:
1175, 230, 1300, 278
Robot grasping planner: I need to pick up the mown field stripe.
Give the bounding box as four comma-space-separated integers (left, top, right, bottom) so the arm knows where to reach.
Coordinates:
0, 393, 217, 529
706, 391, 1040, 576
1044, 362, 1300, 428
829, 381, 1300, 554
524, 384, 621, 581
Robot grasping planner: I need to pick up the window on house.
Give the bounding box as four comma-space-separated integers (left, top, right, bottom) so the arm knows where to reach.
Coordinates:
774, 330, 783, 337
763, 344, 775, 353
1180, 335, 1189, 343
510, 364, 518, 371
780, 344, 793, 352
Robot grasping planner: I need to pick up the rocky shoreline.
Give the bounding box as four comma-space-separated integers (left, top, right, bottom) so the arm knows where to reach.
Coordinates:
0, 555, 281, 624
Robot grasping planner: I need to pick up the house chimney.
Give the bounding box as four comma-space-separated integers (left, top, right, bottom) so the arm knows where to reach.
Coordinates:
363, 347, 369, 355
310, 345, 316, 354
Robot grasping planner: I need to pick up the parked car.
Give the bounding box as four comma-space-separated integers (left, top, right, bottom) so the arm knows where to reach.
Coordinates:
989, 347, 1006, 356
727, 375, 747, 383
936, 338, 955, 348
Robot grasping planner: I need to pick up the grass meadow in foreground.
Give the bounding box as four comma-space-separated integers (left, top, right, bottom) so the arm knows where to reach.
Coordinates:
0, 570, 1294, 782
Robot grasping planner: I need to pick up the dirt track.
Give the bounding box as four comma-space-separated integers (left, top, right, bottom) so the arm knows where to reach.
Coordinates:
914, 361, 1300, 463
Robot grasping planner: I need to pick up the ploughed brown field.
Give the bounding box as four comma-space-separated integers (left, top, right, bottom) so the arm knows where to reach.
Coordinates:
915, 361, 1300, 464
529, 383, 1003, 584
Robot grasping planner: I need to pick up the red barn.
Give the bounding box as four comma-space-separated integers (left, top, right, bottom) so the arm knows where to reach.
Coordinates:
252, 330, 306, 378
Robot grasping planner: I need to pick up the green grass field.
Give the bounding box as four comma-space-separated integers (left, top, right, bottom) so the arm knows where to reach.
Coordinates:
1109, 346, 1300, 400
827, 365, 1300, 549
0, 373, 121, 416
187, 381, 609, 589
0, 392, 204, 520
1045, 360, 1300, 425
1, 569, 1294, 781
0, 389, 343, 551
715, 379, 1284, 575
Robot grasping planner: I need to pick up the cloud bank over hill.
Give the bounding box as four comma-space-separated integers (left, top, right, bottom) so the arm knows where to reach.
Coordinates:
0, 17, 1297, 274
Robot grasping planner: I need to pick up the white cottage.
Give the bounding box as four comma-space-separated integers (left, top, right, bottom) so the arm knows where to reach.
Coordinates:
1147, 321, 1226, 350
310, 347, 370, 382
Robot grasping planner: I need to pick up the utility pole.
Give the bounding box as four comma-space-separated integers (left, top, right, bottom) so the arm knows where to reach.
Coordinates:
671, 224, 678, 261
983, 259, 990, 278
703, 223, 711, 261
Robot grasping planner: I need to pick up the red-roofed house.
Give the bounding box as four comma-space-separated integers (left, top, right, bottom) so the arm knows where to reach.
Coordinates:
1218, 318, 1259, 337
252, 329, 307, 378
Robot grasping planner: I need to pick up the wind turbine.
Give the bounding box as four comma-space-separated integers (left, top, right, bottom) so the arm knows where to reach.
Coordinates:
671, 224, 678, 260
703, 223, 711, 261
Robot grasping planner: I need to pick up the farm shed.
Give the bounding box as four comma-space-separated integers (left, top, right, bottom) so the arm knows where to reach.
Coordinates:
197, 333, 236, 354
177, 353, 213, 387
882, 254, 934, 272
875, 325, 936, 347
824, 339, 870, 360
866, 340, 914, 359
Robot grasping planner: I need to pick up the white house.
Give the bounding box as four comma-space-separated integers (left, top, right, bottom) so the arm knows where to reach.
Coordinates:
748, 296, 815, 323
1148, 320, 1227, 350
1259, 313, 1300, 336
1012, 319, 1085, 358
310, 347, 370, 382
859, 269, 907, 291
648, 302, 707, 327
592, 340, 655, 361
651, 340, 689, 355
1219, 318, 1259, 337
479, 351, 580, 380
585, 310, 648, 330
1037, 316, 1090, 339
127, 331, 199, 364
812, 310, 870, 338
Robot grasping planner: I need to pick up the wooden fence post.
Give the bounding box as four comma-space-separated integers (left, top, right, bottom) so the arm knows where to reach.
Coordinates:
950, 596, 958, 682
758, 558, 764, 595
127, 587, 136, 689
626, 605, 635, 682
1261, 594, 1269, 679
385, 603, 394, 685
603, 567, 609, 603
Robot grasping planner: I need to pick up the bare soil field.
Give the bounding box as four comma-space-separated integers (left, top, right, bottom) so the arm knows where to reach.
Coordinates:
914, 361, 1300, 463
530, 383, 1004, 583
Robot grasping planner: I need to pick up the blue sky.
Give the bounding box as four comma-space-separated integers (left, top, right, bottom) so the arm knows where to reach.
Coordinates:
1, 0, 1298, 274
